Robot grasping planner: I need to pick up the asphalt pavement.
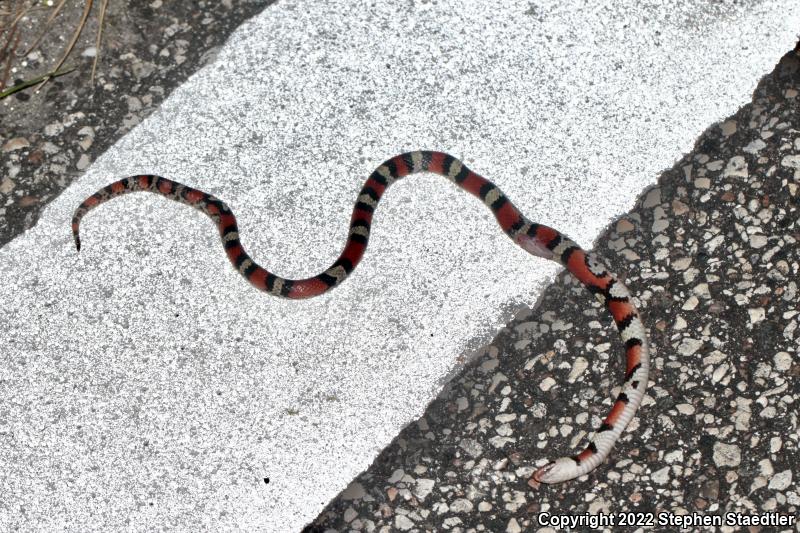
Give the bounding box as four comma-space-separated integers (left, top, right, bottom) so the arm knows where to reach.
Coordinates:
308, 46, 800, 533
0, 2, 798, 531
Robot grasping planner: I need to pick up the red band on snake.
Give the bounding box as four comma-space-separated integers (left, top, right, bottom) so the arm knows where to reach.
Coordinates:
72, 150, 650, 484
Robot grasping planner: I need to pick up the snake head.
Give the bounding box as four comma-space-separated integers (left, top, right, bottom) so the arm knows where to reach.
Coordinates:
532, 457, 579, 484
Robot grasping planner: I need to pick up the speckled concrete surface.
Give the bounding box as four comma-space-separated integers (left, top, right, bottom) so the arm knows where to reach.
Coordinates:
0, 2, 798, 531
307, 49, 800, 533
0, 0, 276, 248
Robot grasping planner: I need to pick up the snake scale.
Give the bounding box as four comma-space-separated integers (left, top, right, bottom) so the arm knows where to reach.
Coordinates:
73, 150, 650, 484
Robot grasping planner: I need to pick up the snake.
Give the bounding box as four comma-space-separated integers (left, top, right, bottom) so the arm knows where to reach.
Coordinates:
72, 150, 650, 484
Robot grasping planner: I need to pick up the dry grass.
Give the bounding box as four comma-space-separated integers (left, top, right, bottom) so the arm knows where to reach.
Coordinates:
0, 0, 110, 100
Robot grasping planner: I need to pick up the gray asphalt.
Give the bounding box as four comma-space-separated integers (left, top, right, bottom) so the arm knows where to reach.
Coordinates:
307, 47, 800, 533
0, 1, 798, 531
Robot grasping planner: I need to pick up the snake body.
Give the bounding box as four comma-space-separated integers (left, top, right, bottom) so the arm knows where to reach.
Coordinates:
72, 150, 649, 483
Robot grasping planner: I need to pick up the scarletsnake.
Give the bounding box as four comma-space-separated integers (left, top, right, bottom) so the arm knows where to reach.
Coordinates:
73, 150, 650, 483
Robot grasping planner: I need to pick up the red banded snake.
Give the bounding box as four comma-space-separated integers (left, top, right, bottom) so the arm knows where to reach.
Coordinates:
72, 150, 650, 484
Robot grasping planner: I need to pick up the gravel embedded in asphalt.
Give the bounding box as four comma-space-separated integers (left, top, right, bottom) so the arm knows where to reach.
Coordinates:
306, 48, 800, 533
0, 0, 275, 248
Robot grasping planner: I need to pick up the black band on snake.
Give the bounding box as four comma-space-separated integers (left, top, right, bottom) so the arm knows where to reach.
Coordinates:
73, 150, 650, 483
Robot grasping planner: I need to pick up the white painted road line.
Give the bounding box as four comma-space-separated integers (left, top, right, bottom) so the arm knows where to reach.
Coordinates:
1, 1, 798, 530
